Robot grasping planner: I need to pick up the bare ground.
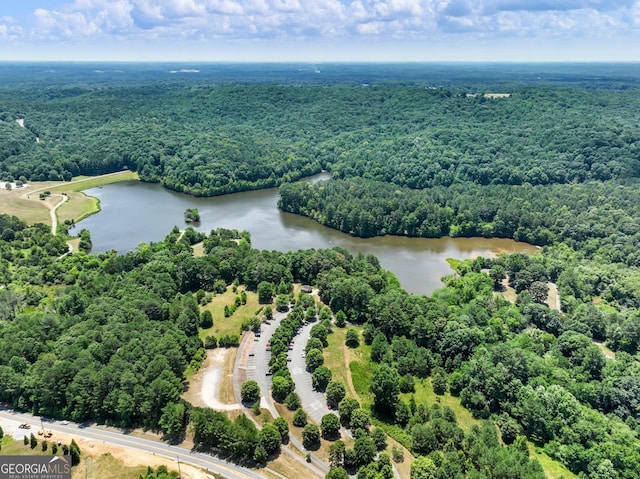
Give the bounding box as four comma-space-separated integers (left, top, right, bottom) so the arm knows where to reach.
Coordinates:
183, 348, 241, 411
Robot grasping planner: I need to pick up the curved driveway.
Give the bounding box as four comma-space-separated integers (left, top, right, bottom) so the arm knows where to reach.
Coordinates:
0, 409, 264, 479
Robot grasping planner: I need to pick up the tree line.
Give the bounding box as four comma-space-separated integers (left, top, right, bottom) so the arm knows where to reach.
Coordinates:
278, 177, 640, 262
2, 71, 640, 196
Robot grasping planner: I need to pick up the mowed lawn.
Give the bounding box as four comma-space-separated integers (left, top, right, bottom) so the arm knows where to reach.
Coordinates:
0, 188, 50, 224
323, 327, 352, 394
46, 171, 139, 194
199, 286, 261, 340
56, 191, 100, 224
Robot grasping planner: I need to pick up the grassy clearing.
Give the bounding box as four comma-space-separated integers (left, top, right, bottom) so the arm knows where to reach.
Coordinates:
324, 327, 351, 390
57, 191, 100, 224
192, 242, 205, 257
497, 278, 517, 303
220, 347, 239, 404
547, 282, 559, 310
73, 452, 148, 479
47, 171, 139, 193
67, 237, 81, 252
385, 440, 413, 479
0, 171, 137, 227
528, 444, 579, 479
0, 189, 50, 224
347, 340, 374, 406
199, 286, 260, 340
401, 378, 479, 432
593, 340, 616, 360
267, 453, 323, 479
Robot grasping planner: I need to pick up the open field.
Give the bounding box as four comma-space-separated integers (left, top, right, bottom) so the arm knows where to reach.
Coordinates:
199, 287, 260, 340
268, 451, 323, 479
593, 340, 616, 360
57, 191, 100, 224
323, 327, 353, 394
496, 277, 517, 303
39, 171, 139, 194
192, 242, 206, 257
0, 171, 138, 227
0, 187, 50, 224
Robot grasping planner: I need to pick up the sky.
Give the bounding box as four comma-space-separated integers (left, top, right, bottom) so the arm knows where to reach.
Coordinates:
0, 0, 639, 62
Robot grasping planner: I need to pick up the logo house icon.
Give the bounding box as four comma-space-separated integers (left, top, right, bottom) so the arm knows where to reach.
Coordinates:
48, 455, 71, 476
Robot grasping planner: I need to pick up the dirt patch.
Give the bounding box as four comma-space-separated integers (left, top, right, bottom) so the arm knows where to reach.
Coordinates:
183, 349, 241, 411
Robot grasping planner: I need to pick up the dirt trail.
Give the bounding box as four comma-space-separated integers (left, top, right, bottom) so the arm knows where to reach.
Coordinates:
548, 282, 561, 311
49, 194, 68, 235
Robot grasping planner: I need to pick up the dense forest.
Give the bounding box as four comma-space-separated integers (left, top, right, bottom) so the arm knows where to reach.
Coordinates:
1, 64, 640, 197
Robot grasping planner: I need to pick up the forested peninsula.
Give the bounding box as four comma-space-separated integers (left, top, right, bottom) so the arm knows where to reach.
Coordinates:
2, 63, 640, 479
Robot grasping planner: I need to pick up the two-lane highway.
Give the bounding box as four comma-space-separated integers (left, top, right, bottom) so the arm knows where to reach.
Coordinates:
0, 409, 265, 479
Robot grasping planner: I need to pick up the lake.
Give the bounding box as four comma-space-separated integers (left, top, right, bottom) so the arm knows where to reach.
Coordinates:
76, 175, 538, 295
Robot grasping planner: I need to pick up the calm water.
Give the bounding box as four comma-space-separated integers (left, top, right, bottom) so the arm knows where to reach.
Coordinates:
76, 175, 537, 295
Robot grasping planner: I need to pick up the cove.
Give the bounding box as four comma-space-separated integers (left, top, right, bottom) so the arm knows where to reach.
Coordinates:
76, 175, 538, 296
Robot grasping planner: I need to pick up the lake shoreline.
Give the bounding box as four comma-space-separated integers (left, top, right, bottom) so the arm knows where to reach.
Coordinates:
75, 176, 537, 295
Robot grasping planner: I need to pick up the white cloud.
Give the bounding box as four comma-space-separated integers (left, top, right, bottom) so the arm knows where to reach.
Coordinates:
357, 21, 387, 34
631, 1, 640, 25
6, 0, 638, 58
208, 0, 244, 15
272, 0, 302, 13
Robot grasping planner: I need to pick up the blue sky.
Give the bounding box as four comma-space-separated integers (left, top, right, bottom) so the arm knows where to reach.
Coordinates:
0, 1, 639, 61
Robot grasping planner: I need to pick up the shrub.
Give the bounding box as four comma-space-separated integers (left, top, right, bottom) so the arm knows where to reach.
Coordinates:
293, 408, 308, 427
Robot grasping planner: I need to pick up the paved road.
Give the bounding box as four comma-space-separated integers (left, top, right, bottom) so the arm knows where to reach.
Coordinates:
289, 321, 338, 425
0, 409, 265, 479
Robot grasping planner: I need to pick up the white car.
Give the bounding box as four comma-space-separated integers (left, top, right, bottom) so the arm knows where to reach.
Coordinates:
60, 420, 69, 425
